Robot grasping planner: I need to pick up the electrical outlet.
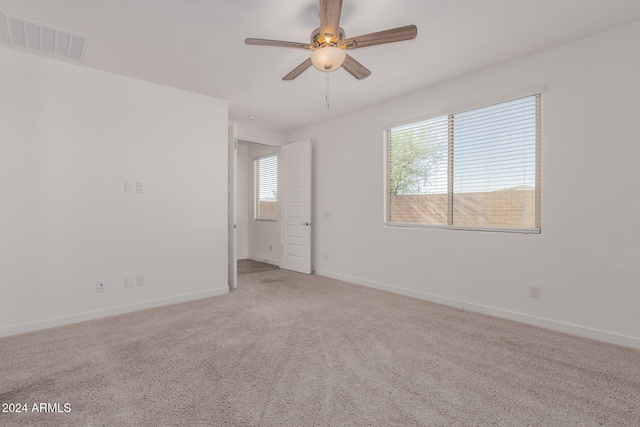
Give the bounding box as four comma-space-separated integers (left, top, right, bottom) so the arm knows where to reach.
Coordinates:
96, 282, 105, 293
136, 276, 144, 287
529, 285, 540, 298
269, 245, 273, 252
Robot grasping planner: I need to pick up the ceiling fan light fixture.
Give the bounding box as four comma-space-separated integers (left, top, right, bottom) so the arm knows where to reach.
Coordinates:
246, 1, 417, 80
311, 46, 346, 72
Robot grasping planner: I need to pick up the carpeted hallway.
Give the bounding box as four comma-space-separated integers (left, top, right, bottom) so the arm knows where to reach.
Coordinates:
1, 268, 639, 426
238, 259, 279, 275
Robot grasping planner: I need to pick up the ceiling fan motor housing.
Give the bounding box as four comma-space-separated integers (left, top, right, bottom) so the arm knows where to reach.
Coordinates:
311, 27, 346, 48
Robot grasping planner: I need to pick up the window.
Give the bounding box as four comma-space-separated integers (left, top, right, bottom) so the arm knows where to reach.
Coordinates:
385, 94, 541, 233
255, 154, 278, 221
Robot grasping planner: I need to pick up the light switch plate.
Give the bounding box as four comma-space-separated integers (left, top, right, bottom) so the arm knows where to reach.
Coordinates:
124, 181, 133, 193
136, 182, 145, 193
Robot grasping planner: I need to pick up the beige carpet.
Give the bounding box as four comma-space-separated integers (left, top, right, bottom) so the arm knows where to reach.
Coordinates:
1, 269, 639, 426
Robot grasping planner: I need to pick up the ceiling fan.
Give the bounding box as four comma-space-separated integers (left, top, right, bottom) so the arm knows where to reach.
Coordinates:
245, 0, 417, 80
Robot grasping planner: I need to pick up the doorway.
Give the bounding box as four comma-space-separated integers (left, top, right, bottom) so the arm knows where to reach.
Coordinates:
230, 137, 313, 286
235, 140, 282, 274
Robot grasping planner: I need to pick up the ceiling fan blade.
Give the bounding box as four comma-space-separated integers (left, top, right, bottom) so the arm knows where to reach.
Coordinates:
320, 0, 343, 39
342, 54, 371, 80
342, 25, 418, 49
283, 58, 313, 80
245, 38, 312, 50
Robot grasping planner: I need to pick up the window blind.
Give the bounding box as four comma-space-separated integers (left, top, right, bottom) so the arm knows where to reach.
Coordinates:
255, 154, 278, 221
385, 94, 541, 233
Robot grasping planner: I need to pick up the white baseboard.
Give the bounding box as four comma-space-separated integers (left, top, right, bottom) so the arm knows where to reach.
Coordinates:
0, 287, 229, 339
247, 255, 279, 266
463, 302, 640, 350
315, 269, 463, 309
314, 269, 640, 350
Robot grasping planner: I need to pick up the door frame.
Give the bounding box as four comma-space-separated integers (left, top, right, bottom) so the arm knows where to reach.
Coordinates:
228, 123, 237, 289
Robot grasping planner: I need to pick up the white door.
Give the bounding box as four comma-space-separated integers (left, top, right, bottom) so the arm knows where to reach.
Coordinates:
279, 140, 312, 274
227, 123, 237, 289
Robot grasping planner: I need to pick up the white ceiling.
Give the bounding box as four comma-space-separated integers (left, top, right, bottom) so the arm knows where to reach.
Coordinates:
2, 0, 640, 132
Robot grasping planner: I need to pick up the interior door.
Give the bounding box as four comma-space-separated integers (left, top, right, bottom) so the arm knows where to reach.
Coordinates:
279, 140, 312, 274
227, 123, 238, 289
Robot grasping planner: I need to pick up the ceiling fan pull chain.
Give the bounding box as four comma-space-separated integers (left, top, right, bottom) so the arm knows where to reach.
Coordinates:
326, 72, 330, 112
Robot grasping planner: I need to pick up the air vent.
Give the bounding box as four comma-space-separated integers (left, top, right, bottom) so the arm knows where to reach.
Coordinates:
3, 12, 89, 62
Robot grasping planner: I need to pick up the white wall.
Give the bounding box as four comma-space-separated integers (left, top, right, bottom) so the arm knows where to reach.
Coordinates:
289, 22, 640, 348
245, 143, 281, 265
0, 47, 229, 336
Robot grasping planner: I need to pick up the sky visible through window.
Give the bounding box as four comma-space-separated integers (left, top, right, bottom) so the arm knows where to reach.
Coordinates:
257, 155, 277, 202
454, 96, 536, 194
390, 96, 537, 195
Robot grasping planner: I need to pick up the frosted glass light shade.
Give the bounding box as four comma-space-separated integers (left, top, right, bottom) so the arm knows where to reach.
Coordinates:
311, 47, 346, 72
